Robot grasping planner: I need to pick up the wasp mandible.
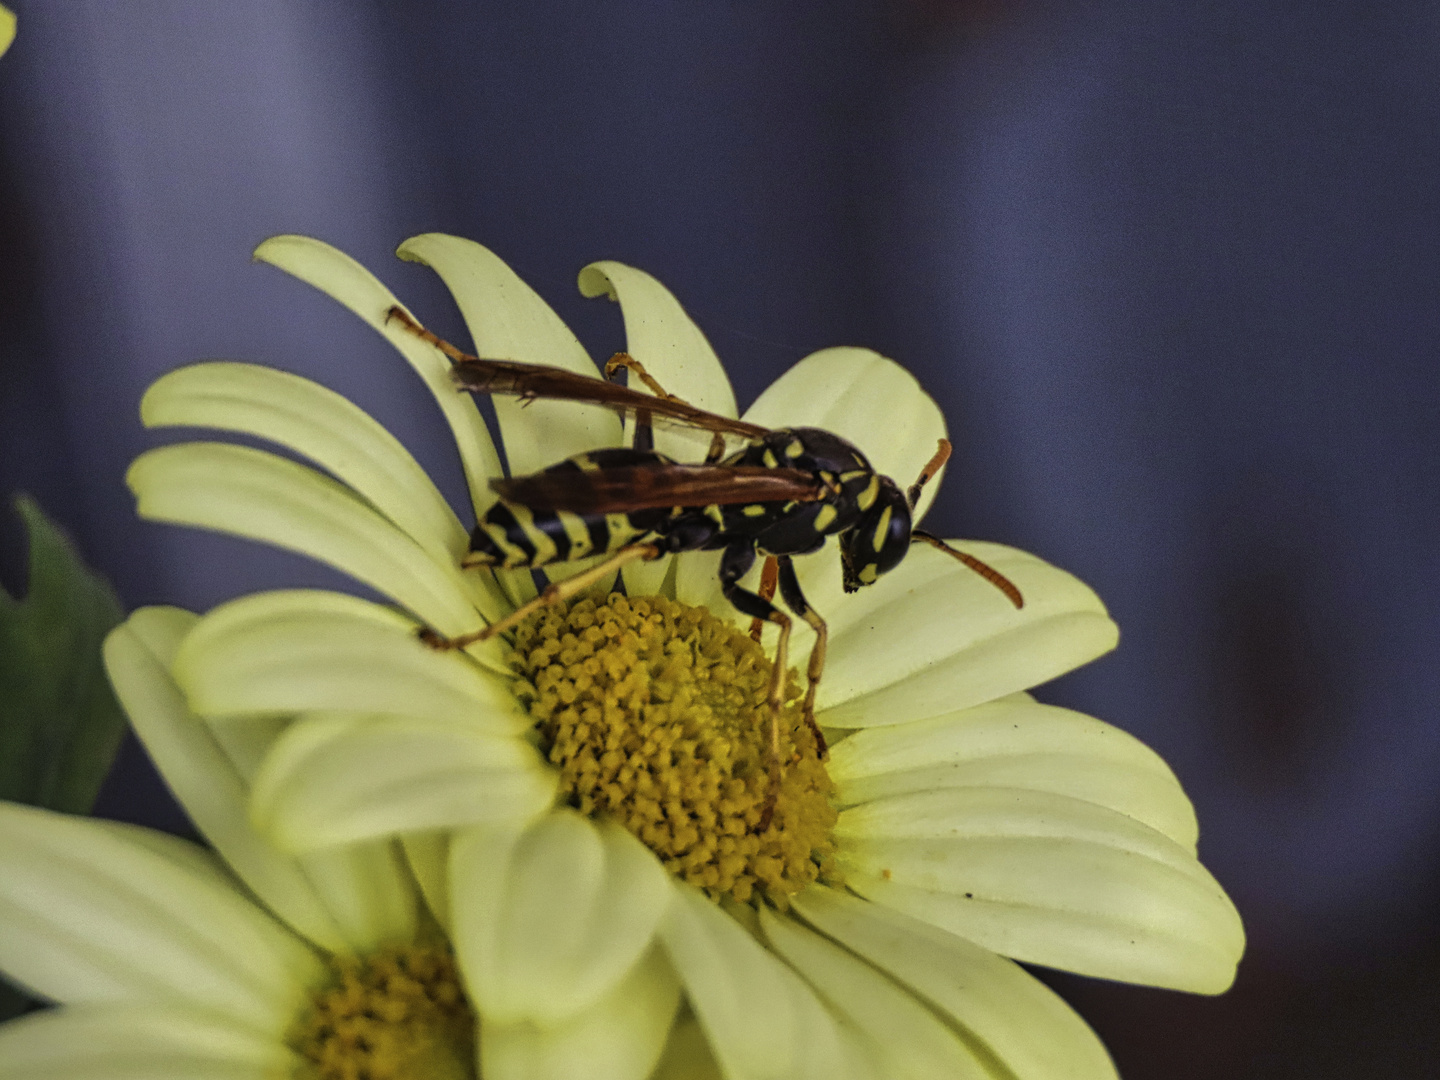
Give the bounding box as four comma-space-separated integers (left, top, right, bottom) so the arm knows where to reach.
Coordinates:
386, 307, 1023, 817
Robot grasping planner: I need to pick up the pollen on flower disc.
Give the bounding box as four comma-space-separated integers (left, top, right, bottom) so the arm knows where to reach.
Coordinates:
511, 594, 839, 906
291, 943, 475, 1080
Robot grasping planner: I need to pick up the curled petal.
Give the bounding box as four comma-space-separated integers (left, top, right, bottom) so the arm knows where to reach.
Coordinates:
829, 694, 1199, 851
579, 260, 739, 597
793, 888, 1118, 1080
0, 1002, 298, 1080
250, 713, 556, 850
128, 443, 501, 634
837, 788, 1245, 994
0, 803, 321, 1032
657, 886, 869, 1080
173, 589, 517, 723
397, 233, 621, 478
479, 947, 680, 1080
815, 541, 1118, 726
451, 812, 673, 1025
254, 234, 503, 518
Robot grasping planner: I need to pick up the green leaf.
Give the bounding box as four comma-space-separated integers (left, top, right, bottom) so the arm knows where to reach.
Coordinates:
0, 495, 127, 815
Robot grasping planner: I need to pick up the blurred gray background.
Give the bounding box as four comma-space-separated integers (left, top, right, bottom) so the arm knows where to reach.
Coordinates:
3, 2, 1438, 1076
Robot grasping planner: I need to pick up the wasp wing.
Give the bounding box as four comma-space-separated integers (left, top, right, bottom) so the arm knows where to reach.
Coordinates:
451, 358, 769, 440
492, 464, 822, 513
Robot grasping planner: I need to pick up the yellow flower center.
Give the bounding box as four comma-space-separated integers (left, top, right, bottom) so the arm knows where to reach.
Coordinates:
511, 593, 839, 906
291, 943, 475, 1080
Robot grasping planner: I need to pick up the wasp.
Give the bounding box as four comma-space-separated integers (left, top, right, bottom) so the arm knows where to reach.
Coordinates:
387, 307, 1022, 823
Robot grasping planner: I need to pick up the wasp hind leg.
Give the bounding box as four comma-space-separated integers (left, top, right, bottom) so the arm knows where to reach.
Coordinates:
420, 543, 662, 651
774, 555, 828, 759
604, 352, 727, 461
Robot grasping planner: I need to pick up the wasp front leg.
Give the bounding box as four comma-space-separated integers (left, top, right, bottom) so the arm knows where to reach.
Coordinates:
774, 555, 828, 758
719, 542, 791, 828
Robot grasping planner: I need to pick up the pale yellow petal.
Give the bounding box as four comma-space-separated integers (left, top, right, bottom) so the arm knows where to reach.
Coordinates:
172, 589, 517, 723
128, 443, 501, 634
0, 1002, 297, 1080
797, 888, 1117, 1080
450, 812, 673, 1024
837, 788, 1244, 994
657, 885, 863, 1080
759, 907, 991, 1080
397, 234, 621, 478
105, 609, 355, 953
829, 694, 1199, 850
250, 714, 556, 850
253, 234, 503, 516
815, 541, 1118, 726
0, 803, 321, 1032
288, 842, 418, 954
479, 946, 680, 1080
578, 261, 739, 597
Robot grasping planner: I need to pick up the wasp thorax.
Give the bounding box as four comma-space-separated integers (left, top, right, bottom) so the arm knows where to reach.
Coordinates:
511, 593, 839, 906
291, 944, 475, 1080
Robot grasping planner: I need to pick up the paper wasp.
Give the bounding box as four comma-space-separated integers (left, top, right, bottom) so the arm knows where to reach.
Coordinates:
387, 306, 1022, 824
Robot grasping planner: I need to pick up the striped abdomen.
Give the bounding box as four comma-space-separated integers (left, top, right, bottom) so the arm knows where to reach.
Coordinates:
468, 449, 674, 568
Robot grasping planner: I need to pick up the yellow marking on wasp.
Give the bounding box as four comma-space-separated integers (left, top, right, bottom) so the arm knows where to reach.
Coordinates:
813, 504, 838, 531
857, 475, 880, 511
872, 505, 892, 553
704, 504, 725, 525
859, 563, 879, 584
743, 503, 767, 518
838, 469, 868, 483
557, 510, 593, 558
483, 519, 531, 568
762, 449, 779, 468
784, 439, 804, 458
604, 513, 643, 550
512, 502, 560, 565
573, 454, 603, 472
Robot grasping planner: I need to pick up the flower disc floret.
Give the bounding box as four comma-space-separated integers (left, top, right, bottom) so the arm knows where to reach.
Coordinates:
291, 943, 475, 1080
512, 593, 838, 906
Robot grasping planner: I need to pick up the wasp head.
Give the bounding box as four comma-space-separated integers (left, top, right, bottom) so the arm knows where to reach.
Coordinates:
840, 476, 912, 592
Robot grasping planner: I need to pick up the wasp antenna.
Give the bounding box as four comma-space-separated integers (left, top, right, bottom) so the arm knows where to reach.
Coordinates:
911, 530, 1023, 608
907, 439, 952, 509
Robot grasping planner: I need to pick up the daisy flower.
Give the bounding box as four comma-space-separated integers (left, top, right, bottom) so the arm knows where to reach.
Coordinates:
123, 233, 1243, 1079
0, 605, 475, 1080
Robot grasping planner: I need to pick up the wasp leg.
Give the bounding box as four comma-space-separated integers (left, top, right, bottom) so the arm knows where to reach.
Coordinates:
385, 306, 476, 365
774, 555, 828, 758
719, 543, 792, 830
419, 543, 662, 651
748, 556, 779, 642
605, 352, 682, 453
910, 531, 1024, 609
704, 431, 727, 463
